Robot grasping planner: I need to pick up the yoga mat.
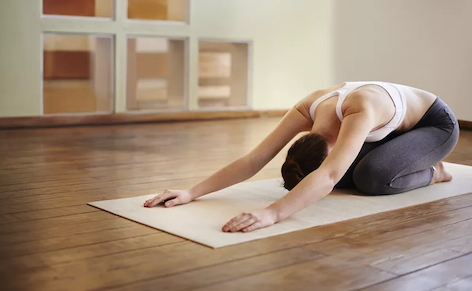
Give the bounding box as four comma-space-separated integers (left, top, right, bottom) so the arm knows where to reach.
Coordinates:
89, 162, 472, 248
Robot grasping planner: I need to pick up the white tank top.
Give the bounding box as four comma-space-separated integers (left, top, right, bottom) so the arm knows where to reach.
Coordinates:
309, 81, 407, 143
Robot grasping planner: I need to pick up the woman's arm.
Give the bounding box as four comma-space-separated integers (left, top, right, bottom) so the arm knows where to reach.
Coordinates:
222, 100, 376, 232
145, 106, 312, 207
190, 106, 311, 199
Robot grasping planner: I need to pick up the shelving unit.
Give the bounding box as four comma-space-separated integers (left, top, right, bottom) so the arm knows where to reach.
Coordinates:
126, 37, 186, 111
39, 0, 251, 116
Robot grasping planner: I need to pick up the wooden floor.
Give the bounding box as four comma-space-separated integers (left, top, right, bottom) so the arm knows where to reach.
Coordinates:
1, 117, 472, 291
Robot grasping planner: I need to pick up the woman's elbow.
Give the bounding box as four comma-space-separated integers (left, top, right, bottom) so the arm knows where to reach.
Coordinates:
314, 167, 338, 190
324, 168, 342, 190
240, 154, 262, 177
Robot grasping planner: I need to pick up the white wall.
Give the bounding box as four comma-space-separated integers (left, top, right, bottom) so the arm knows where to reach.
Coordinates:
0, 0, 332, 117
332, 0, 472, 121
0, 0, 42, 117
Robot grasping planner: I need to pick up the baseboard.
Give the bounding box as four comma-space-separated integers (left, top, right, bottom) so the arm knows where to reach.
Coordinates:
0, 109, 289, 130
4, 111, 466, 131
459, 120, 472, 130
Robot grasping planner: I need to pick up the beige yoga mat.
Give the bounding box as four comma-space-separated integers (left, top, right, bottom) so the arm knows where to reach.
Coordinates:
89, 162, 472, 248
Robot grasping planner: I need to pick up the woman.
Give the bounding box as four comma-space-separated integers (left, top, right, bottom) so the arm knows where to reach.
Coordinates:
144, 81, 459, 233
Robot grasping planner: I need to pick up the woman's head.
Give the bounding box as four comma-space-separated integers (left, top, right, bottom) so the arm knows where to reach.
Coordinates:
281, 133, 328, 190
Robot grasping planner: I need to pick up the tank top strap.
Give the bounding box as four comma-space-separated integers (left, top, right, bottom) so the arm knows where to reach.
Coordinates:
335, 82, 363, 121
309, 91, 339, 121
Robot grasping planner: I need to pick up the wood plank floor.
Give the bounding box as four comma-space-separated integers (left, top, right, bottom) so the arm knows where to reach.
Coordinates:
0, 117, 471, 291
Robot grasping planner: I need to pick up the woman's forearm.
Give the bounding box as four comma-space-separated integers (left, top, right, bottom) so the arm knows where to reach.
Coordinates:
189, 156, 258, 199
266, 169, 335, 222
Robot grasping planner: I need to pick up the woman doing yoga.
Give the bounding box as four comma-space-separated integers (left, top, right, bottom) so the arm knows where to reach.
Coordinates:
144, 81, 459, 233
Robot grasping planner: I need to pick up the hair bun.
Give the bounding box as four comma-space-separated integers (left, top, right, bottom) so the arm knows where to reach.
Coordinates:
282, 159, 304, 190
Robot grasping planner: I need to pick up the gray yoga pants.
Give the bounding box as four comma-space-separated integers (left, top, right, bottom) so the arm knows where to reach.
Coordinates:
335, 97, 459, 195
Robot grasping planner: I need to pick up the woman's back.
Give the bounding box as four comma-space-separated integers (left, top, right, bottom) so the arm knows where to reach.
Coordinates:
298, 82, 438, 135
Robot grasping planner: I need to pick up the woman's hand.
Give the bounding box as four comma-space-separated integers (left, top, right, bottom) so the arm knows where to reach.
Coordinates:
222, 209, 278, 233
143, 189, 194, 208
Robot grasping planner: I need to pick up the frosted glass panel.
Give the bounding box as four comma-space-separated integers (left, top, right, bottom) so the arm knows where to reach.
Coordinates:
128, 0, 188, 22
43, 0, 114, 18
198, 41, 249, 108
127, 37, 186, 111
43, 34, 113, 115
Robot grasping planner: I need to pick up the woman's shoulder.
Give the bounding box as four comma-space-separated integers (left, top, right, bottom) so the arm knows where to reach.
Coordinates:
295, 83, 346, 117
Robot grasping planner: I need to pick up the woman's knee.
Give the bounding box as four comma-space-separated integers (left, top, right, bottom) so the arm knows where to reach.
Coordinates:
353, 162, 393, 195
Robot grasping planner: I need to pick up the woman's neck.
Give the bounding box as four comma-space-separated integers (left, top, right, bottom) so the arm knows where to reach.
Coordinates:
310, 114, 339, 153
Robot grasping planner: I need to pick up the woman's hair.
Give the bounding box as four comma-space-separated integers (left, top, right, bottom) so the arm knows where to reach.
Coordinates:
281, 133, 328, 190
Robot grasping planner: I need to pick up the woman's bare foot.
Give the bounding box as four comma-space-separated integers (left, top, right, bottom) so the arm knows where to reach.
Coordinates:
430, 161, 453, 185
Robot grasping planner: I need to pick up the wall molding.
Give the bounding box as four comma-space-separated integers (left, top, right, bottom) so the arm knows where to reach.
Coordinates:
2, 112, 470, 131
459, 120, 472, 131
0, 110, 289, 129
